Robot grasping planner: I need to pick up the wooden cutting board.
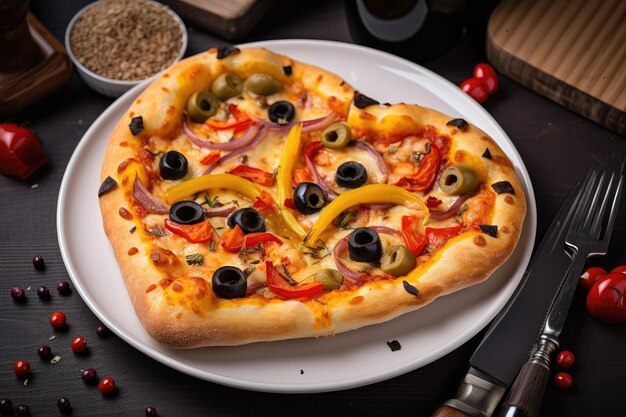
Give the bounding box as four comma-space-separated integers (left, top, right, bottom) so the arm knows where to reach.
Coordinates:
162, 0, 272, 40
486, 0, 626, 136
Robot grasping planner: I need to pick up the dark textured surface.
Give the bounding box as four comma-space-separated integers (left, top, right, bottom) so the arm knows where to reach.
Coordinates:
1, 1, 625, 416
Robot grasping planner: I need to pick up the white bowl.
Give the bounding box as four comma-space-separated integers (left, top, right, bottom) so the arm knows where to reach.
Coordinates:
64, 0, 187, 98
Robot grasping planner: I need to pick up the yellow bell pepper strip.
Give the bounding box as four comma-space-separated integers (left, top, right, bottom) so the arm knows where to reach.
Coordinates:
275, 123, 307, 239
166, 173, 262, 204
305, 184, 429, 245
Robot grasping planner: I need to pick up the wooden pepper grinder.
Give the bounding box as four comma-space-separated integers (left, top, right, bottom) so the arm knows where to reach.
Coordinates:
0, 0, 73, 119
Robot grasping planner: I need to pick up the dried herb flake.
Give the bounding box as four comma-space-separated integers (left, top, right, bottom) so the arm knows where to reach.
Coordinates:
186, 253, 204, 265
386, 340, 402, 352
354, 91, 380, 109
482, 148, 493, 159
146, 225, 165, 237
129, 225, 136, 234
479, 224, 498, 237
446, 118, 468, 131
283, 65, 292, 76
402, 280, 419, 296
98, 176, 117, 197
216, 46, 240, 59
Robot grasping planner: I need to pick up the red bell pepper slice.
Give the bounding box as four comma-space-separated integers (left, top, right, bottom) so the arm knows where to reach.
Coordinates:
252, 191, 277, 212
304, 141, 324, 159
395, 143, 441, 192
283, 198, 297, 210
0, 123, 48, 180
426, 196, 442, 208
292, 167, 313, 186
200, 150, 221, 165
164, 219, 214, 243
401, 215, 462, 257
228, 164, 275, 186
265, 261, 323, 299
205, 104, 251, 130
244, 232, 283, 249
221, 225, 246, 253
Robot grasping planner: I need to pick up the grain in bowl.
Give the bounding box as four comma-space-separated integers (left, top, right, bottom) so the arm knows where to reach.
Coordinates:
65, 0, 187, 97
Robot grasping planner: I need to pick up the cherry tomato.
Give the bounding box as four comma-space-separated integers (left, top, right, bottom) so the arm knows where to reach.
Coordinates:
554, 372, 573, 389
473, 63, 499, 94
579, 267, 607, 290
586, 272, 626, 324
12, 359, 31, 377
50, 311, 67, 329
610, 265, 626, 274
460, 78, 489, 104
98, 377, 116, 395
71, 336, 87, 353
0, 123, 48, 180
556, 350, 575, 368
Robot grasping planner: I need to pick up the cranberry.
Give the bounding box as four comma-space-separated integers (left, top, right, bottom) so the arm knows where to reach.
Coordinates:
579, 267, 607, 290
96, 323, 111, 337
99, 377, 116, 395
556, 350, 575, 368
554, 372, 573, 389
57, 397, 71, 414
81, 368, 98, 384
15, 404, 30, 417
10, 287, 26, 303
50, 311, 67, 329
37, 345, 52, 360
0, 399, 13, 415
57, 281, 71, 295
36, 285, 51, 300
145, 406, 158, 417
32, 255, 45, 271
12, 359, 31, 378
71, 336, 87, 353
611, 265, 626, 274
460, 78, 490, 104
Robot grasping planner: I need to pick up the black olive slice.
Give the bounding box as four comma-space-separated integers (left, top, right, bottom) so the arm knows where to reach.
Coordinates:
169, 201, 204, 225
216, 46, 240, 59
212, 266, 247, 299
492, 181, 515, 195
348, 227, 382, 262
227, 208, 265, 234
354, 91, 380, 109
159, 151, 188, 180
446, 118, 469, 131
283, 65, 292, 76
268, 101, 295, 124
293, 182, 326, 214
129, 116, 144, 136
482, 148, 492, 159
479, 224, 498, 237
98, 176, 117, 197
336, 161, 368, 189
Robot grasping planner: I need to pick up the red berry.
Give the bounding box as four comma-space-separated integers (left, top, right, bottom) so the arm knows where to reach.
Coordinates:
460, 78, 489, 104
71, 336, 87, 353
99, 377, 116, 394
554, 372, 573, 389
611, 265, 626, 274
473, 63, 499, 94
13, 359, 31, 377
556, 350, 575, 368
579, 267, 607, 290
50, 311, 67, 329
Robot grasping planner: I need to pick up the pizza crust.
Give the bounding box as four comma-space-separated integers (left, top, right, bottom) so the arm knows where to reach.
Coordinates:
99, 47, 526, 348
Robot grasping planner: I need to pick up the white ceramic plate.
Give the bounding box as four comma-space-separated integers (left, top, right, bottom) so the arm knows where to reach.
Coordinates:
57, 39, 537, 393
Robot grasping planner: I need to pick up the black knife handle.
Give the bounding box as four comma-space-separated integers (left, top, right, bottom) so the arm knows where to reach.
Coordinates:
497, 361, 550, 417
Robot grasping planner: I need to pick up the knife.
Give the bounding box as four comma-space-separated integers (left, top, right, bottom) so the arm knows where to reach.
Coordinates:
430, 181, 584, 417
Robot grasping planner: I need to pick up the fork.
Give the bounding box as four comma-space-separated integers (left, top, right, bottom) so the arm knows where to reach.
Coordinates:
497, 167, 624, 417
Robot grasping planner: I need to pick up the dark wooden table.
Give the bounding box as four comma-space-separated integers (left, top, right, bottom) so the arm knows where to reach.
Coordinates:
1, 1, 625, 416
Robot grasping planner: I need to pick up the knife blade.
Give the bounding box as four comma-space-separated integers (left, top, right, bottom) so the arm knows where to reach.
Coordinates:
430, 181, 584, 417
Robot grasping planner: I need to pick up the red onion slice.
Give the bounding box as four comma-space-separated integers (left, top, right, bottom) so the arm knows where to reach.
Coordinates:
133, 176, 170, 214
203, 203, 237, 218
333, 226, 401, 283
429, 194, 471, 220
352, 140, 388, 184
254, 112, 338, 133
304, 144, 339, 201
183, 115, 261, 151
203, 125, 269, 174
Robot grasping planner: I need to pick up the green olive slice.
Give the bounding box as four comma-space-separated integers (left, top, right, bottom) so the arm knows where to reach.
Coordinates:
380, 245, 416, 277
244, 73, 282, 96
210, 72, 243, 101
187, 91, 220, 123
439, 165, 480, 195
312, 268, 343, 291
320, 123, 352, 149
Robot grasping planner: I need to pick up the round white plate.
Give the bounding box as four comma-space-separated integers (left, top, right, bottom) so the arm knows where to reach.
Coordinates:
57, 39, 537, 393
